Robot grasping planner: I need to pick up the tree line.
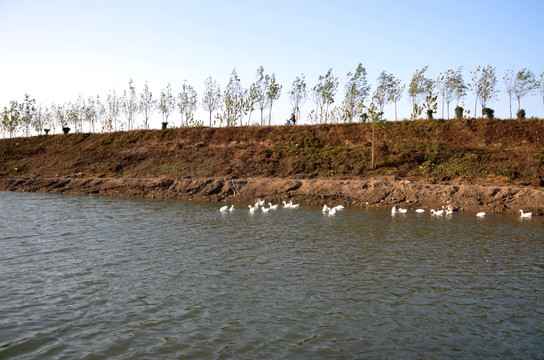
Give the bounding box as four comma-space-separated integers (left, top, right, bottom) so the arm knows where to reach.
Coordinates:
2, 65, 543, 138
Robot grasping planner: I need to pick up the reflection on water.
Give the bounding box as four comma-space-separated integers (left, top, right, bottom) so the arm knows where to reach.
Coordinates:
1, 191, 543, 359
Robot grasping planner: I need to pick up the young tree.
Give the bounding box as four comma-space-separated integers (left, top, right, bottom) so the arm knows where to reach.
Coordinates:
253, 66, 269, 126
439, 68, 465, 119
82, 97, 98, 133
388, 75, 404, 121
201, 76, 221, 127
408, 67, 433, 119
106, 90, 120, 132
313, 69, 338, 123
54, 103, 68, 130
32, 106, 45, 134
470, 65, 499, 116
539, 72, 544, 115
1, 101, 20, 138
373, 71, 389, 117
504, 69, 516, 118
122, 79, 139, 130
342, 63, 370, 123
217, 69, 246, 126
140, 81, 156, 129
513, 68, 537, 112
245, 82, 259, 126
266, 73, 281, 125
158, 83, 175, 125
20, 94, 37, 137
177, 81, 198, 126
288, 74, 307, 123
66, 101, 82, 132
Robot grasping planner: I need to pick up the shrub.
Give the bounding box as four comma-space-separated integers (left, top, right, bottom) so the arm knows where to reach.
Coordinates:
455, 106, 464, 119
516, 109, 526, 119
426, 109, 434, 119
482, 107, 494, 119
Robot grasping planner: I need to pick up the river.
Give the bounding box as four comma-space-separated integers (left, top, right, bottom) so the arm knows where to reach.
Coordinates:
1, 191, 543, 359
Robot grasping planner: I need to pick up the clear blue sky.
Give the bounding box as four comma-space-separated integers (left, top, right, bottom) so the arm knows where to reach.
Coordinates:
1, 0, 543, 128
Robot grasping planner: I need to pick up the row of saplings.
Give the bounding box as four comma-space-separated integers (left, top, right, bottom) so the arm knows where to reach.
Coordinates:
51, 106, 530, 135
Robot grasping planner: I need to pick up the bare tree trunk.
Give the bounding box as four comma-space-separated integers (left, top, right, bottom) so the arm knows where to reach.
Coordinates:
394, 101, 398, 121
509, 95, 512, 118
371, 120, 375, 170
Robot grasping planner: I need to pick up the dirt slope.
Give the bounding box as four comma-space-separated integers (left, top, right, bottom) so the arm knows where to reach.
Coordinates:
1, 119, 543, 214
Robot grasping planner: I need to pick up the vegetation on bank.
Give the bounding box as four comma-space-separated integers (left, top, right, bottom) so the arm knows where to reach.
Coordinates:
2, 65, 543, 138
1, 118, 543, 187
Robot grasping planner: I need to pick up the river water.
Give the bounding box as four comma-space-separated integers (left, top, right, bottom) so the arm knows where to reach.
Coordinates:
0, 191, 543, 359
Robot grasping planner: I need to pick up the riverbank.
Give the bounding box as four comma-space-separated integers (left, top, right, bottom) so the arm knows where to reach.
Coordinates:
1, 176, 543, 215
1, 119, 543, 214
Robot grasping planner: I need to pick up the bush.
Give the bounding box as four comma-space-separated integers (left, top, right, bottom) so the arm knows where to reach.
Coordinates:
426, 109, 434, 119
455, 106, 464, 119
516, 109, 526, 119
482, 107, 494, 119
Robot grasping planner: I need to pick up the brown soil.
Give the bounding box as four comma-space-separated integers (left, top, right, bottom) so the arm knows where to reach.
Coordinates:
1, 119, 543, 214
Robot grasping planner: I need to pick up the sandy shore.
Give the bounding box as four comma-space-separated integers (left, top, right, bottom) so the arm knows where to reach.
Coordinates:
1, 177, 543, 215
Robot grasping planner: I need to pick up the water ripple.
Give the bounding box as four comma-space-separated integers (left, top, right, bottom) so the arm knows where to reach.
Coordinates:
1, 192, 543, 359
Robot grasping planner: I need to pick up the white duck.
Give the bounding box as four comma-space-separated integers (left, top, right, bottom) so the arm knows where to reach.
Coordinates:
282, 201, 291, 208
398, 208, 408, 214
519, 209, 532, 218
415, 209, 425, 213
391, 206, 398, 215
334, 205, 345, 211
322, 204, 330, 213
229, 205, 235, 212
430, 209, 444, 216
248, 205, 258, 212
289, 201, 300, 209
327, 207, 337, 216
268, 203, 279, 210
476, 211, 486, 217
262, 207, 270, 213
219, 205, 229, 212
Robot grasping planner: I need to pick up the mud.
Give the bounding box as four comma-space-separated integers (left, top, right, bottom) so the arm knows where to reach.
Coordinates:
1, 176, 543, 215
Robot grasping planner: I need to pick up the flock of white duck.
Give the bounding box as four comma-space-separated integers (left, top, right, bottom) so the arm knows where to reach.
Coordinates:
221, 200, 534, 219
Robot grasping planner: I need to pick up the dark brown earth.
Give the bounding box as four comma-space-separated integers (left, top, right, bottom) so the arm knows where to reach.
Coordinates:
1, 119, 543, 214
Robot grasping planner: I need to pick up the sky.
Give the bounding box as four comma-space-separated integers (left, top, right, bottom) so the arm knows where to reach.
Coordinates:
1, 0, 543, 130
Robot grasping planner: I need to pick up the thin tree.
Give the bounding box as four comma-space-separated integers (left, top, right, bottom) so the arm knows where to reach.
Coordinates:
253, 66, 269, 126
266, 74, 281, 126
217, 69, 246, 126
1, 101, 20, 138
122, 79, 138, 130
201, 76, 221, 127
513, 68, 537, 111
504, 69, 516, 118
539, 72, 544, 115
245, 82, 259, 126
177, 81, 198, 126
373, 71, 389, 118
313, 69, 338, 123
82, 97, 98, 133
158, 83, 175, 125
470, 65, 499, 116
388, 74, 404, 121
342, 63, 370, 123
288, 74, 307, 123
139, 81, 156, 129
106, 90, 120, 132
408, 67, 433, 119
20, 94, 37, 137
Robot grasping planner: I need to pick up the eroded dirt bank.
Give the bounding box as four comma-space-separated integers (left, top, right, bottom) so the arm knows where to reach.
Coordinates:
1, 177, 543, 215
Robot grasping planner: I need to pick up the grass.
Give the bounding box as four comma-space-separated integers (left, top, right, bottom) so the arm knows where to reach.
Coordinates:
1, 119, 543, 186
